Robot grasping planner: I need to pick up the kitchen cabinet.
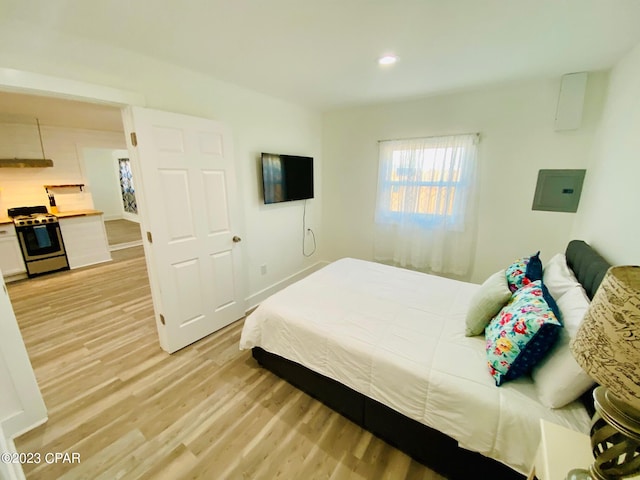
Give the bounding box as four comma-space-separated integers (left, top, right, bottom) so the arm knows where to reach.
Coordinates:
59, 214, 111, 269
0, 223, 26, 279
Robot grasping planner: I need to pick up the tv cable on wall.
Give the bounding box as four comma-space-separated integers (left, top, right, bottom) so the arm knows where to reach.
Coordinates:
303, 199, 316, 257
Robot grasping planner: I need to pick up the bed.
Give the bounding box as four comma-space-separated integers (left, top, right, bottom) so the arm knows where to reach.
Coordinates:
239, 240, 610, 479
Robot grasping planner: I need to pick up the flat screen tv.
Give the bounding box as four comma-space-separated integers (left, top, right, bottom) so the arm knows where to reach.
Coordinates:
261, 152, 314, 204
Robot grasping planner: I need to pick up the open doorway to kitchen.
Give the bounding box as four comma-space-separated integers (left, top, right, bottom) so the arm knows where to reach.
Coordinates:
0, 86, 157, 478
82, 147, 143, 251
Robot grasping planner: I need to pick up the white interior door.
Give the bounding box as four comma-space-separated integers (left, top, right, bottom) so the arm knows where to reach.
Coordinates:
126, 107, 245, 353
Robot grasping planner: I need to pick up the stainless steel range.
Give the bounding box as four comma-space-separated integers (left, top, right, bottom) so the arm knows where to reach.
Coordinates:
8, 206, 70, 277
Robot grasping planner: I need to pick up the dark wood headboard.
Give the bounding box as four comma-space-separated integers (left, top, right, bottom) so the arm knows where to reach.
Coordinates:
565, 240, 611, 300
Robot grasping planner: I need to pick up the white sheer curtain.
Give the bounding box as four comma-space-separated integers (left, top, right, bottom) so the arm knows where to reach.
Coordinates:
373, 133, 479, 279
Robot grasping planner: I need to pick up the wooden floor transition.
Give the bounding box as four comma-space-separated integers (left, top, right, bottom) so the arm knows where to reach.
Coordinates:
9, 247, 444, 480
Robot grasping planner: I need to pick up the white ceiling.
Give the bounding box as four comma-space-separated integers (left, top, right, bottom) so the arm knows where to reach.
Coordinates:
2, 0, 640, 112
0, 91, 124, 132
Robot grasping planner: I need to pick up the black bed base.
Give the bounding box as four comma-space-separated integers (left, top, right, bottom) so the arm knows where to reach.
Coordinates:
252, 347, 524, 480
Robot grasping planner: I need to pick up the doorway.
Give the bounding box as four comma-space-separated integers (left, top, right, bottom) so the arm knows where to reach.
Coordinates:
0, 72, 247, 355
0, 84, 142, 478
82, 147, 143, 250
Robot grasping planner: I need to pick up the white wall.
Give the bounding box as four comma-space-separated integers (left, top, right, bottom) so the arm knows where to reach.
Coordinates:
322, 74, 607, 283
0, 22, 324, 306
82, 148, 124, 221
0, 124, 125, 214
571, 44, 640, 265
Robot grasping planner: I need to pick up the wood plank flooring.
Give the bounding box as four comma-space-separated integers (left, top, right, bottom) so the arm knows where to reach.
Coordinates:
8, 247, 444, 480
103, 219, 142, 248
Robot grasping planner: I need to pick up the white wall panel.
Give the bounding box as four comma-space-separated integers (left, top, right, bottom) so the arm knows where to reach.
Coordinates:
571, 44, 640, 265
82, 148, 123, 220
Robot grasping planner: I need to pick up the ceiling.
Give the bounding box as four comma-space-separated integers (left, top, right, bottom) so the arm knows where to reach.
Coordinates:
0, 91, 124, 132
2, 0, 640, 113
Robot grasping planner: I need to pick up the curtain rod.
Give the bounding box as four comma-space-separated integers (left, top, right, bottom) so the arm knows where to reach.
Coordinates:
377, 132, 480, 143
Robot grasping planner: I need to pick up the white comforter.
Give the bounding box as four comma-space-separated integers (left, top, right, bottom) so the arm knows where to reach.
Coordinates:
239, 258, 590, 474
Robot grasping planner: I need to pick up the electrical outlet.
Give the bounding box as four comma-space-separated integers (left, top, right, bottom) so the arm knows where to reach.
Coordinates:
260, 264, 267, 275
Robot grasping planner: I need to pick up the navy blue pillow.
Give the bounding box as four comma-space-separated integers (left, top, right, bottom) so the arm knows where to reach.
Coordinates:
525, 251, 543, 282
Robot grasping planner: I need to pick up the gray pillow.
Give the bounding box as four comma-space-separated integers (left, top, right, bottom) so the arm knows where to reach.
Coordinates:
465, 269, 512, 336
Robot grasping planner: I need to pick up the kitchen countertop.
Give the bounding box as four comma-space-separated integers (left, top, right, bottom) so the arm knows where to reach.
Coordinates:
0, 209, 104, 225
55, 209, 104, 219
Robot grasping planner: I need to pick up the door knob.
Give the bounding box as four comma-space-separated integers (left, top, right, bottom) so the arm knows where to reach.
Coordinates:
232, 235, 242, 243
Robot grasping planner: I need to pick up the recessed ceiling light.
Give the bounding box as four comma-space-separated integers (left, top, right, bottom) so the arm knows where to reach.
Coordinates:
378, 54, 398, 66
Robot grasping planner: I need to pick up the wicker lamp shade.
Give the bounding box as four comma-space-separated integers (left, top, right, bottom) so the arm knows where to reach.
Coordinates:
571, 265, 640, 409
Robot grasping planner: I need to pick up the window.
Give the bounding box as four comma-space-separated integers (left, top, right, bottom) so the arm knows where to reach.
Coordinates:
373, 133, 479, 277
375, 134, 477, 228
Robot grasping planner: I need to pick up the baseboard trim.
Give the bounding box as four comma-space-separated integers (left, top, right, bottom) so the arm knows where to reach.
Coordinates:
3, 272, 28, 284
0, 415, 48, 480
245, 260, 329, 312
109, 240, 143, 251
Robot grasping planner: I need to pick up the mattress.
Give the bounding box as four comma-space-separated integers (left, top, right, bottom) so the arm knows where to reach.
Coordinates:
239, 258, 591, 475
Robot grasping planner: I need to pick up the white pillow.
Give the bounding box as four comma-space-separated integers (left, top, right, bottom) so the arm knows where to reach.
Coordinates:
531, 285, 594, 408
465, 270, 512, 337
543, 253, 581, 300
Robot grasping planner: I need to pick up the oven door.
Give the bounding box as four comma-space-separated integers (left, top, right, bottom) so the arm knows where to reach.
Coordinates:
16, 223, 66, 261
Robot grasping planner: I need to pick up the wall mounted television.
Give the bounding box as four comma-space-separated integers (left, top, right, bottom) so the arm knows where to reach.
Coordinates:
261, 152, 314, 204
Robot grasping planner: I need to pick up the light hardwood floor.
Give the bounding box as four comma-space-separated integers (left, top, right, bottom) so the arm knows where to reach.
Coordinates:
103, 219, 142, 247
9, 247, 444, 480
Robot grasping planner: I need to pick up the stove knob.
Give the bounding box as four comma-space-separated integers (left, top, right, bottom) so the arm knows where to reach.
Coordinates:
27, 220, 33, 225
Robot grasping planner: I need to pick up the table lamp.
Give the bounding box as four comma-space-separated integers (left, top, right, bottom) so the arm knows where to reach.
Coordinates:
569, 265, 640, 480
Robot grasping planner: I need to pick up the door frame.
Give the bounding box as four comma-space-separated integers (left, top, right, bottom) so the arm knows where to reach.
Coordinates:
120, 106, 165, 348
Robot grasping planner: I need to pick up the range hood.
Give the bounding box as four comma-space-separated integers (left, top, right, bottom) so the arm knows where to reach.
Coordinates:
0, 118, 54, 168
0, 158, 53, 168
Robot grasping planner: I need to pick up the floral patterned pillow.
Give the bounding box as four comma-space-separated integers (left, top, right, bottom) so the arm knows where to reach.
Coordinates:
485, 280, 562, 386
505, 251, 543, 293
